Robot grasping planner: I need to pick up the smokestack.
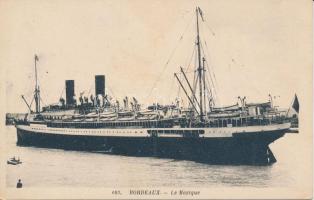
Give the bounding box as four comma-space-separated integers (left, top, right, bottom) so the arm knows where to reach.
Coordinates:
95, 75, 105, 96
65, 80, 75, 105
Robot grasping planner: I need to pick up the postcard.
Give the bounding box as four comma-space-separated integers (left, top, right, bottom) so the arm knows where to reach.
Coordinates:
0, 0, 312, 199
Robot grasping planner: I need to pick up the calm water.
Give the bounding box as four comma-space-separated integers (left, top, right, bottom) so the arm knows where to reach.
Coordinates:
6, 126, 298, 188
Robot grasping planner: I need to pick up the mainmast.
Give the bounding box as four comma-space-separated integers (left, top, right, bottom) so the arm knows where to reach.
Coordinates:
196, 7, 204, 122
202, 57, 206, 116
34, 54, 40, 113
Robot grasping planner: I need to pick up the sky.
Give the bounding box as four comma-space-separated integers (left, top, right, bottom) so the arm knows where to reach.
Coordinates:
1, 0, 312, 113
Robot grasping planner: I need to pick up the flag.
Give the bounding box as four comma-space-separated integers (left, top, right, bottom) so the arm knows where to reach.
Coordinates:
35, 54, 39, 61
292, 94, 299, 113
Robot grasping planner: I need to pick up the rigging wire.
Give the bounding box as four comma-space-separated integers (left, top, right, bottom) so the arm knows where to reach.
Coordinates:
203, 21, 216, 36
145, 13, 194, 102
166, 75, 176, 103
204, 61, 219, 105
196, 7, 216, 37
37, 83, 51, 107
203, 18, 263, 99
190, 72, 199, 111
198, 9, 219, 94
190, 42, 198, 110
177, 70, 195, 74
40, 96, 47, 107
203, 40, 219, 90
184, 44, 196, 72
198, 19, 219, 90
201, 17, 264, 102
179, 43, 197, 109
205, 74, 216, 106
199, 27, 219, 91
29, 96, 35, 109
206, 91, 214, 108
200, 42, 218, 102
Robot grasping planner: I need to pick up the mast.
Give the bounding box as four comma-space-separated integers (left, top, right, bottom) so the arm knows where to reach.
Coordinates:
202, 57, 206, 117
34, 54, 40, 113
196, 7, 203, 122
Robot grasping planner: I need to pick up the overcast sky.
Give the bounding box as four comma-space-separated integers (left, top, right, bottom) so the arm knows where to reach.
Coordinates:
1, 0, 311, 113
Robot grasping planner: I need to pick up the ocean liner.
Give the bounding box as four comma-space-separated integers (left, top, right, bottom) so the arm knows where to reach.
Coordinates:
14, 7, 298, 165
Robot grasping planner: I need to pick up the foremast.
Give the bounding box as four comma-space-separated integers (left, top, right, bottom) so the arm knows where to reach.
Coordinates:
34, 54, 40, 113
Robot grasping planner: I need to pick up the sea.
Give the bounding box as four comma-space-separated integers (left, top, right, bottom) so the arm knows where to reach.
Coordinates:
5, 126, 299, 188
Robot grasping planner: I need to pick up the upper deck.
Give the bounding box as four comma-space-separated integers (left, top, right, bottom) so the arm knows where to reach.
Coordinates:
18, 114, 290, 130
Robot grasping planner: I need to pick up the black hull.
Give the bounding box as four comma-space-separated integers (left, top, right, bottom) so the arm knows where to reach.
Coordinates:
16, 128, 285, 165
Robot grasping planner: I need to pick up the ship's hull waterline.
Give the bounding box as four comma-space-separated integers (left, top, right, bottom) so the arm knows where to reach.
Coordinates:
16, 124, 288, 165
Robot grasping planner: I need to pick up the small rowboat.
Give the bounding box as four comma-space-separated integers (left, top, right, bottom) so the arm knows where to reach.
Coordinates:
7, 157, 22, 165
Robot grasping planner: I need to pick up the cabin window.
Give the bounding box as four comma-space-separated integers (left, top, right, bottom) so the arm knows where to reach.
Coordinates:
232, 119, 236, 127
237, 119, 241, 126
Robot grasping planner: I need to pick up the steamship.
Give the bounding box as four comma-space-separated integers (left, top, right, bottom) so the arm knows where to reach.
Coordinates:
15, 7, 297, 165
